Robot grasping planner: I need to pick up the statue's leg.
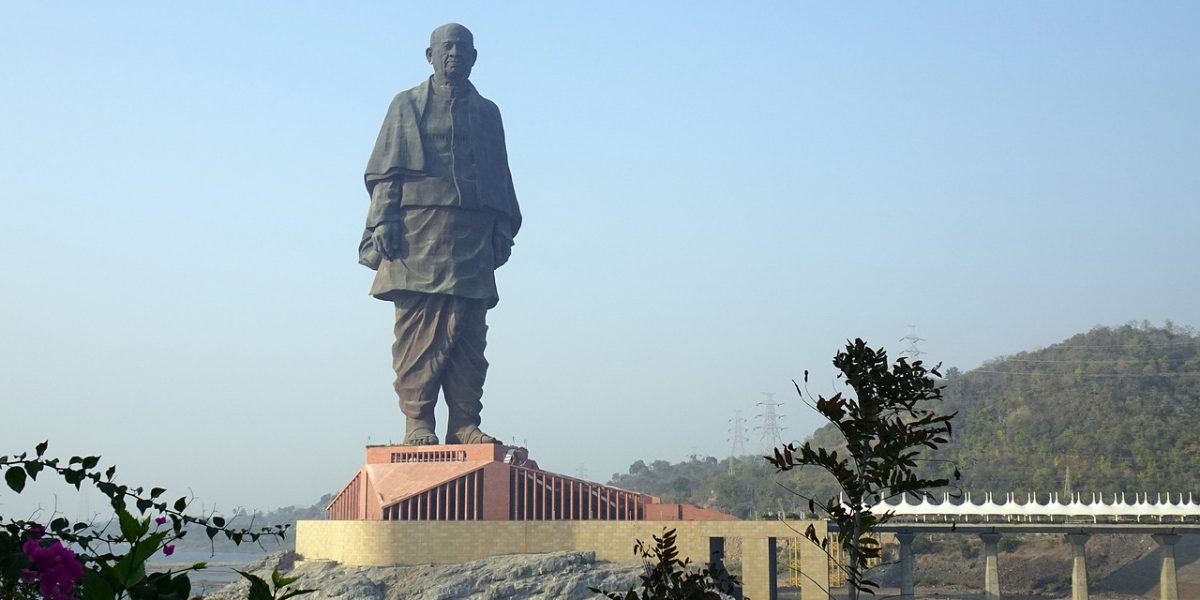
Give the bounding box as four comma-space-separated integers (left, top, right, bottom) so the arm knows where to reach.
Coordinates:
443, 298, 498, 445
392, 292, 453, 445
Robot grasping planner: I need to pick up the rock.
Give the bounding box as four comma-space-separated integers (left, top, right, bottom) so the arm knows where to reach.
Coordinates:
200, 550, 644, 600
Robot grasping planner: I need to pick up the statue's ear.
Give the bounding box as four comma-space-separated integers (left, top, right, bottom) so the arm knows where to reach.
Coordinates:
425, 47, 433, 64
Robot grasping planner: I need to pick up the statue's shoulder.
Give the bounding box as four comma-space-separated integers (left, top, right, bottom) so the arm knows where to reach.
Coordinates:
387, 81, 426, 109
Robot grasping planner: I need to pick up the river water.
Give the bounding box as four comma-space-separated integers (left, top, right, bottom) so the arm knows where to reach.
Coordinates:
145, 549, 266, 593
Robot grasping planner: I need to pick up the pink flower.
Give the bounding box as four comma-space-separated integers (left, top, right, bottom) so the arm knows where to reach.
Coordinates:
155, 516, 168, 525
21, 539, 83, 600
163, 544, 175, 556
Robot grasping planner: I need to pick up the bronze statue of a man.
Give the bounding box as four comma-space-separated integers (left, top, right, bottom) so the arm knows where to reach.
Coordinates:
360, 23, 520, 446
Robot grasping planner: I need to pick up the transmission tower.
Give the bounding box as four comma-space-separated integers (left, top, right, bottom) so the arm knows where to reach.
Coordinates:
755, 392, 785, 452
899, 325, 926, 361
727, 411, 748, 475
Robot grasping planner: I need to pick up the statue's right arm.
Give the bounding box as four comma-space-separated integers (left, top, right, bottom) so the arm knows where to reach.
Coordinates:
366, 179, 405, 260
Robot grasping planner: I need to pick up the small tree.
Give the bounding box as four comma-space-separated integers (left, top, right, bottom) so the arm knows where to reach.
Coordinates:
590, 528, 741, 600
767, 339, 957, 599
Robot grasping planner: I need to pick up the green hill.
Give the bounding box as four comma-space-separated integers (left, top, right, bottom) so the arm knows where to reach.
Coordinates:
939, 322, 1200, 495
608, 322, 1200, 517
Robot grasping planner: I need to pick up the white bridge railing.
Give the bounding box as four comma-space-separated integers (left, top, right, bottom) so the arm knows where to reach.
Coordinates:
869, 492, 1200, 523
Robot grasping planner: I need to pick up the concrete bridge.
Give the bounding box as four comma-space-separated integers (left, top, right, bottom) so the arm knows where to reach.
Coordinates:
854, 492, 1200, 600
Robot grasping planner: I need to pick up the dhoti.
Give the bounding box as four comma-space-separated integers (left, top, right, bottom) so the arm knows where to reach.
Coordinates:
392, 292, 489, 443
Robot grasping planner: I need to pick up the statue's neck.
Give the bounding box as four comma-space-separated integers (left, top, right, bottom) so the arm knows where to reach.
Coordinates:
432, 74, 470, 96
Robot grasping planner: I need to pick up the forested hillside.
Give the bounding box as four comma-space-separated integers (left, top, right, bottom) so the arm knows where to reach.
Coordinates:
608, 323, 1200, 517
939, 322, 1200, 494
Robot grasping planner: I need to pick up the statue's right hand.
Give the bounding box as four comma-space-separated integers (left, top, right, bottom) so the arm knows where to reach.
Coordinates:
371, 222, 404, 260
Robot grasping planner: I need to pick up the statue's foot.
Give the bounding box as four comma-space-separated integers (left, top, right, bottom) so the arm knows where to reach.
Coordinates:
446, 426, 501, 445
403, 427, 440, 445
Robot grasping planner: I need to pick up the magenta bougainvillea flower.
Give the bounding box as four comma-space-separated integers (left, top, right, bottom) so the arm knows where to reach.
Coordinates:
21, 538, 84, 600
163, 544, 176, 556
155, 516, 168, 525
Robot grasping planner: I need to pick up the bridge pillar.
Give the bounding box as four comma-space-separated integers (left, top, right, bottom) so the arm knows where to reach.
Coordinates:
1065, 533, 1090, 600
1151, 534, 1180, 600
979, 533, 1001, 600
896, 531, 916, 600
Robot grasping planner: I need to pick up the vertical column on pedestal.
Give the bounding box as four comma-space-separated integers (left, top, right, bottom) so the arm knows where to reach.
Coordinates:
1151, 534, 1180, 600
979, 532, 1001, 600
742, 537, 778, 600
1066, 533, 1090, 600
896, 531, 916, 600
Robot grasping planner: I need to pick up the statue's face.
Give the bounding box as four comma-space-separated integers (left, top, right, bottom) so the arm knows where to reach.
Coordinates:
426, 25, 476, 83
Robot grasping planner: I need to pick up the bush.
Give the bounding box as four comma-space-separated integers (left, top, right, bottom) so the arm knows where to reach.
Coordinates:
1, 442, 312, 600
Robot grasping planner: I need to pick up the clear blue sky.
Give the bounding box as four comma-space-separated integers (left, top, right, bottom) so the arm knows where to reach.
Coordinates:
2, 2, 1197, 516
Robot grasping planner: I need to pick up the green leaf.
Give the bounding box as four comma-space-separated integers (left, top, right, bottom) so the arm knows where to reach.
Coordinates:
279, 589, 317, 600
174, 497, 188, 511
237, 571, 274, 600
23, 461, 42, 480
64, 468, 86, 487
117, 507, 142, 542
5, 467, 26, 493
111, 551, 147, 589
132, 531, 167, 566
81, 569, 117, 600
35, 441, 48, 457
82, 456, 101, 470
170, 572, 192, 599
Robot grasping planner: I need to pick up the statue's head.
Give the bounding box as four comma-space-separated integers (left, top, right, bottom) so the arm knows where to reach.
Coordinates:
427, 23, 476, 83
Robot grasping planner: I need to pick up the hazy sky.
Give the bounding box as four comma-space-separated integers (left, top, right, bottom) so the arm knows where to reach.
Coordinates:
2, 2, 1197, 518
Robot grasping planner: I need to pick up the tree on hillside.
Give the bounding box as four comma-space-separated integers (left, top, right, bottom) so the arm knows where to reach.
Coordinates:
767, 339, 957, 599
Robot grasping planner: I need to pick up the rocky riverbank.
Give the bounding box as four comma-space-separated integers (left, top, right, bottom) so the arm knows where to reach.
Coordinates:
201, 551, 647, 600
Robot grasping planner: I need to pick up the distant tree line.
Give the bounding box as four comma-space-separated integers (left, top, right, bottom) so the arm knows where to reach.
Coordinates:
610, 323, 1200, 517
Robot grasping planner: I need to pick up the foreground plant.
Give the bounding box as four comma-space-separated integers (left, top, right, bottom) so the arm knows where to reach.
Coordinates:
1, 442, 294, 599
767, 339, 958, 599
235, 568, 315, 600
591, 528, 742, 600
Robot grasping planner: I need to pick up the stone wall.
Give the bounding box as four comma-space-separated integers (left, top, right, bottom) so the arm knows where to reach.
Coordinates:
297, 519, 829, 599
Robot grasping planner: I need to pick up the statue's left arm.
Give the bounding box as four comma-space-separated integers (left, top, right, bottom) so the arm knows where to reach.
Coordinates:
486, 103, 520, 269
